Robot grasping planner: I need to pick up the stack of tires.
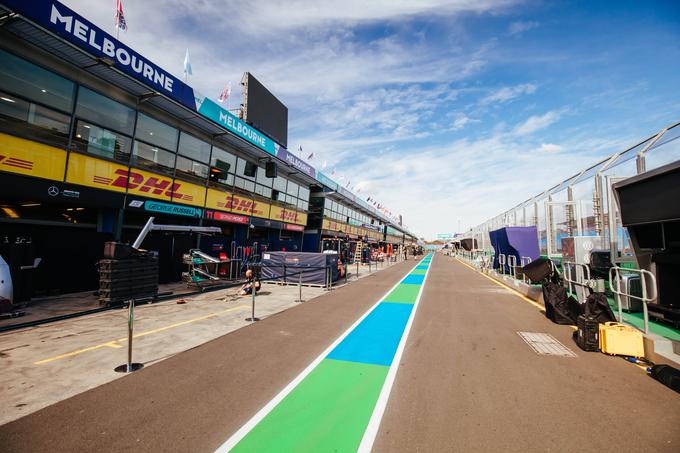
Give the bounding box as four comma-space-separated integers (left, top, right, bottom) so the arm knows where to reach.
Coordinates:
98, 242, 158, 306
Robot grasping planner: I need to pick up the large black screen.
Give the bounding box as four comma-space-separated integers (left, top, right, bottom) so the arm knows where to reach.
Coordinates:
243, 72, 288, 148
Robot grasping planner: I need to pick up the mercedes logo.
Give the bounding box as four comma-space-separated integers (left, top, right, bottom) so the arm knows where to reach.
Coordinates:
47, 186, 59, 196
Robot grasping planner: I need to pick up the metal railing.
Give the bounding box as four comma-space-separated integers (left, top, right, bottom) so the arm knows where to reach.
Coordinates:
609, 266, 657, 334
507, 255, 517, 279
498, 254, 507, 275
563, 261, 592, 303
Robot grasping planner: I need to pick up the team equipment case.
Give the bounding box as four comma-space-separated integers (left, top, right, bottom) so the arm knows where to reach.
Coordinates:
598, 322, 644, 358
574, 314, 599, 352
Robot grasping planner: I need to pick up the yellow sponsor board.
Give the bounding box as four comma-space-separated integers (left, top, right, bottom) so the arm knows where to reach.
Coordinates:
65, 152, 128, 193
122, 168, 204, 206
206, 187, 233, 211
171, 180, 206, 207
269, 204, 286, 222
0, 132, 66, 181
293, 211, 308, 226
228, 193, 270, 218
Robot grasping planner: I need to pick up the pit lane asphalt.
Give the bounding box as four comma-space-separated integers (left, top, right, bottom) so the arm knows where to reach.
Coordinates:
372, 255, 680, 452
0, 258, 418, 452
1, 254, 679, 452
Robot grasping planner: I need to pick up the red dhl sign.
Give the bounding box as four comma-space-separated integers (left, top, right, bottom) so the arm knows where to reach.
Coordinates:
0, 154, 34, 171
106, 169, 194, 202
207, 190, 269, 218
271, 209, 299, 223
0, 133, 67, 181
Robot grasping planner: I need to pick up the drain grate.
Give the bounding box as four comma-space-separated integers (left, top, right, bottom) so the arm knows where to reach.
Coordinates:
517, 332, 577, 357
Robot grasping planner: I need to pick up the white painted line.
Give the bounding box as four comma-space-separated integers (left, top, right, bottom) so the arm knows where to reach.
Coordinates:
358, 255, 434, 452
215, 255, 431, 452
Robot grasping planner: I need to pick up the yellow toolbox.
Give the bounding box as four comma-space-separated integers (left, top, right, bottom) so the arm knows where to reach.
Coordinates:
599, 322, 644, 358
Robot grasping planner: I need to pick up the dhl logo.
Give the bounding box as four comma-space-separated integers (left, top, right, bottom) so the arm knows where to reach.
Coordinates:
274, 210, 299, 222
93, 169, 193, 201
223, 196, 264, 216
0, 154, 34, 171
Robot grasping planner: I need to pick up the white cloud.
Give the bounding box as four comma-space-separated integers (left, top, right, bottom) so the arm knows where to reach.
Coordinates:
480, 83, 537, 105
451, 114, 480, 130
508, 20, 540, 36
513, 110, 562, 135
537, 143, 563, 153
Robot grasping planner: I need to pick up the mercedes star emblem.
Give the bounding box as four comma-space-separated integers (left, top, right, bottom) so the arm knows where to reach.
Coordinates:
47, 186, 59, 196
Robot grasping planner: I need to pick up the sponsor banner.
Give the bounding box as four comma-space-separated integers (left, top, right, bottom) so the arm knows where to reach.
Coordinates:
269, 205, 307, 225
275, 148, 316, 179
0, 132, 66, 181
436, 233, 454, 239
0, 171, 124, 207
123, 168, 197, 204
284, 224, 305, 232
66, 152, 128, 193
293, 211, 308, 226
170, 179, 206, 206
206, 189, 269, 218
127, 198, 201, 218
316, 172, 338, 191
269, 204, 286, 222
195, 95, 277, 155
232, 193, 270, 218
205, 210, 248, 224
339, 186, 355, 202
67, 154, 205, 205
3, 0, 196, 110
206, 188, 234, 211
362, 223, 382, 232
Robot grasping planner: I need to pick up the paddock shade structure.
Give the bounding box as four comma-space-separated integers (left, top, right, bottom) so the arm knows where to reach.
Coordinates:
489, 226, 541, 273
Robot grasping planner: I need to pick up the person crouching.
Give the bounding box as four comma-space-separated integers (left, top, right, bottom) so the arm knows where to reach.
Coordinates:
239, 269, 261, 296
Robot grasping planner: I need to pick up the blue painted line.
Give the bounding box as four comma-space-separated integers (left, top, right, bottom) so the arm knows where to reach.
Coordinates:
401, 274, 425, 285
326, 302, 414, 366
415, 265, 428, 270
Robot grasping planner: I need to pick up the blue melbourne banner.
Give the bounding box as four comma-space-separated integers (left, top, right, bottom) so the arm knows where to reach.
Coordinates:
3, 0, 196, 110
195, 95, 278, 156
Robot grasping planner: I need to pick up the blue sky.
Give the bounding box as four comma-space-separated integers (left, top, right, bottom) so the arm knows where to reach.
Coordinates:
64, 0, 680, 239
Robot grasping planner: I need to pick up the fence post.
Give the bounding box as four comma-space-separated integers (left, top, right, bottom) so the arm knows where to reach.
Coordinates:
114, 299, 143, 373
296, 268, 304, 302
245, 280, 260, 322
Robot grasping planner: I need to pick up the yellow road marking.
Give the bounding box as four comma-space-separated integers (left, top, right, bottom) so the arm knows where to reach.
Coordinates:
455, 258, 575, 331
34, 305, 247, 365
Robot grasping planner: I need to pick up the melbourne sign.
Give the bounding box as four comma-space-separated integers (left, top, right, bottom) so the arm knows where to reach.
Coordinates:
275, 148, 316, 179
3, 0, 196, 110
195, 95, 277, 155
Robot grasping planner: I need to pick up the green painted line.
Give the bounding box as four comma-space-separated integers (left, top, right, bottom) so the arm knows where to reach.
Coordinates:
410, 269, 427, 275
232, 359, 388, 452
383, 284, 421, 304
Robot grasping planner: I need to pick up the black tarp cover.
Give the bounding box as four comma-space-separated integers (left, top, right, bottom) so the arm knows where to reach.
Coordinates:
260, 252, 339, 284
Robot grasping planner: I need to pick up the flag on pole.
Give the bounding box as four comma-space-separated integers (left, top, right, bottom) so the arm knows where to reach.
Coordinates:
307, 152, 314, 160
218, 82, 231, 103
183, 49, 192, 77
115, 0, 127, 32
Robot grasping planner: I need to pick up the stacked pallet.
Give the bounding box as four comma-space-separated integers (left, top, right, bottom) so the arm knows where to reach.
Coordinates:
98, 243, 158, 306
